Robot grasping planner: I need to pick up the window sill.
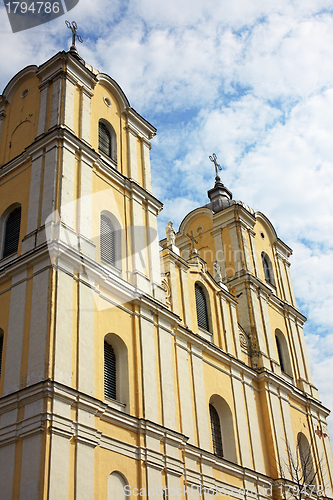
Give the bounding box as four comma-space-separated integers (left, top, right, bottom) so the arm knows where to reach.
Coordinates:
0, 252, 18, 266
98, 150, 118, 170
105, 397, 126, 412
198, 327, 212, 342
101, 261, 122, 278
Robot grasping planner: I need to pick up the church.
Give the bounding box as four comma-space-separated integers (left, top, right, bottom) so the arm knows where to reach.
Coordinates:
0, 36, 332, 500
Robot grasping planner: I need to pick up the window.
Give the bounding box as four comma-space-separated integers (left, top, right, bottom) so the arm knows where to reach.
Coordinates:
209, 395, 237, 463
262, 252, 272, 283
195, 283, 210, 332
100, 214, 115, 266
275, 329, 292, 377
104, 333, 129, 411
99, 120, 117, 162
297, 433, 315, 483
2, 206, 21, 258
0, 329, 3, 377
275, 335, 285, 372
104, 341, 116, 400
209, 403, 223, 457
108, 472, 130, 499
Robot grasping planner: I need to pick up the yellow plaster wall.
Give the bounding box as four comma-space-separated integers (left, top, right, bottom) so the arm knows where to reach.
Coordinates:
0, 75, 40, 165
188, 216, 215, 275
95, 447, 141, 500
0, 160, 31, 257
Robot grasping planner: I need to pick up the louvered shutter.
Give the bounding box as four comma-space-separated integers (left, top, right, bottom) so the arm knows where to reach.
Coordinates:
195, 284, 209, 331
3, 207, 21, 258
99, 122, 111, 158
104, 342, 116, 400
209, 404, 223, 457
100, 215, 115, 266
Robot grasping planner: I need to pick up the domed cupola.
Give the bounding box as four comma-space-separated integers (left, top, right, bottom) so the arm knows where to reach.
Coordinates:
205, 153, 233, 213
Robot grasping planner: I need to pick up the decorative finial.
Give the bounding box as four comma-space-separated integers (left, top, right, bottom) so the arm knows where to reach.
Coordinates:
186, 230, 198, 256
209, 153, 223, 181
65, 21, 83, 51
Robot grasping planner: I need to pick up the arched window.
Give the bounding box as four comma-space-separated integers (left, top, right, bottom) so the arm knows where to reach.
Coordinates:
108, 471, 130, 499
100, 214, 116, 267
104, 333, 129, 410
2, 206, 21, 259
99, 121, 117, 162
104, 341, 116, 400
261, 252, 273, 284
209, 395, 237, 463
195, 283, 210, 332
0, 329, 4, 377
209, 403, 223, 457
275, 335, 285, 372
297, 433, 315, 483
275, 329, 292, 377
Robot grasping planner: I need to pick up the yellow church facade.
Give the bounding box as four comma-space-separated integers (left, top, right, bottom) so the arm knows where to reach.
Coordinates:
0, 47, 332, 499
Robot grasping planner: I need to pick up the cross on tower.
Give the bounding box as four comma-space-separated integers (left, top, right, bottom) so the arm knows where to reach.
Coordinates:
209, 153, 222, 180
65, 21, 83, 49
186, 230, 198, 255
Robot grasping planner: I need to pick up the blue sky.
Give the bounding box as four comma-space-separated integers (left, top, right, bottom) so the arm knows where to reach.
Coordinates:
0, 0, 332, 429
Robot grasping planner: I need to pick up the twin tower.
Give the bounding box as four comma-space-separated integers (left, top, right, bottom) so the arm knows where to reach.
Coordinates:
0, 48, 332, 499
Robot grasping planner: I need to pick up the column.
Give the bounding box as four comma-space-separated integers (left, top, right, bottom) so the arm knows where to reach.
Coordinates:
220, 297, 235, 356
142, 139, 152, 192
54, 266, 73, 386
63, 76, 75, 131
243, 375, 265, 473
146, 202, 161, 286
191, 346, 210, 451
228, 222, 242, 274
258, 291, 277, 363
19, 433, 43, 499
180, 267, 192, 329
27, 266, 49, 386
49, 77, 62, 128
78, 280, 95, 396
21, 150, 44, 253
249, 285, 270, 368
249, 230, 260, 278
39, 140, 58, 247
158, 322, 177, 430
239, 224, 253, 272
128, 127, 138, 182
140, 309, 159, 422
36, 84, 49, 136
131, 190, 150, 292
81, 88, 92, 143
231, 370, 252, 468
78, 151, 95, 259
230, 303, 242, 359
176, 338, 195, 443
3, 271, 27, 396
212, 229, 227, 279
268, 384, 290, 478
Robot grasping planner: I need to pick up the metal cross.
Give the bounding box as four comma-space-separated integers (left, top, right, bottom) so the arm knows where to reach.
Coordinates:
65, 21, 83, 48
209, 153, 222, 178
186, 230, 198, 254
